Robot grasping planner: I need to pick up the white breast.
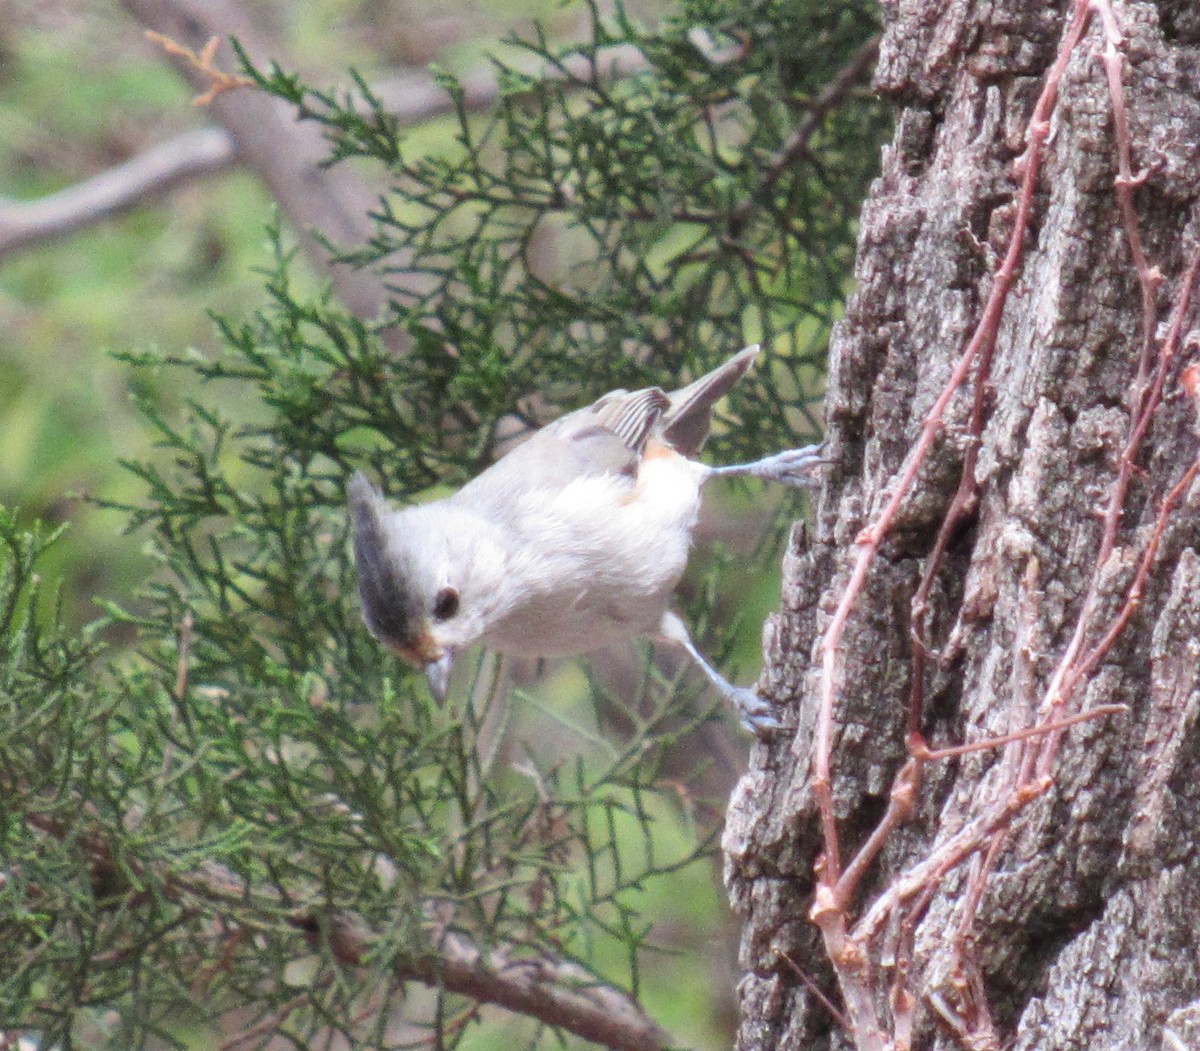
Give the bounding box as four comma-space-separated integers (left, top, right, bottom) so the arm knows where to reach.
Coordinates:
481, 450, 706, 658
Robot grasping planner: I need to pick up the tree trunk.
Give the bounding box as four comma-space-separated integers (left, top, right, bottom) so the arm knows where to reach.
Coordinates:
725, 3, 1200, 1049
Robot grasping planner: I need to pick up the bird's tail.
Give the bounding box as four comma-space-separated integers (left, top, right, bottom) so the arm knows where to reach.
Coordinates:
660, 344, 759, 456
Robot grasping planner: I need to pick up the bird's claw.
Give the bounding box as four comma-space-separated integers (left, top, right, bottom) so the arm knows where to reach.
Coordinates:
756, 446, 826, 488
727, 686, 786, 737
711, 444, 826, 488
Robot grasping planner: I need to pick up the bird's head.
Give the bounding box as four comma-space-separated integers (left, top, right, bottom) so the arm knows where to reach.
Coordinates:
347, 473, 502, 703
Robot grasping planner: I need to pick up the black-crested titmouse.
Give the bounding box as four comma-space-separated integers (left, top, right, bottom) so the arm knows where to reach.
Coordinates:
348, 345, 823, 734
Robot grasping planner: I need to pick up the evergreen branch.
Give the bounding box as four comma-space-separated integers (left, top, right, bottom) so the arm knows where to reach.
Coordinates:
23, 809, 673, 1051
3, 2, 885, 1043
726, 33, 881, 239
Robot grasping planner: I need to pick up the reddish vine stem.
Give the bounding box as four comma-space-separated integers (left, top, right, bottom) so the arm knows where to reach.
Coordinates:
1031, 240, 1200, 782
806, 2, 1200, 1044
1070, 459, 1200, 690
912, 704, 1128, 760
814, 0, 1094, 893
1053, 246, 1200, 710
775, 949, 851, 1029
855, 770, 1055, 943
1093, 0, 1162, 388
952, 832, 1006, 957
938, 9, 1198, 1005
1015, 10, 1141, 759
863, 344, 1198, 1028
882, 552, 1039, 1030
834, 759, 920, 905
927, 446, 1197, 1016
806, 6, 1097, 1044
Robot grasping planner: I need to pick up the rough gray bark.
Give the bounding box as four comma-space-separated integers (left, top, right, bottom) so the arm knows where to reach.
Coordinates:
725, 3, 1200, 1049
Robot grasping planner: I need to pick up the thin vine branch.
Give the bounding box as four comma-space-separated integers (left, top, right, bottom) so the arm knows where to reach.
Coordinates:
801, 2, 1200, 1045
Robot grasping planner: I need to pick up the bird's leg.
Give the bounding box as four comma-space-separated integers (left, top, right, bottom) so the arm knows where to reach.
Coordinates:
706, 442, 825, 487
657, 612, 783, 736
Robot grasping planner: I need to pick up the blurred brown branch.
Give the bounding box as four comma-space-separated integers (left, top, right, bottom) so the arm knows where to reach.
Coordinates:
0, 128, 232, 257
1, 0, 651, 302
118, 0, 392, 329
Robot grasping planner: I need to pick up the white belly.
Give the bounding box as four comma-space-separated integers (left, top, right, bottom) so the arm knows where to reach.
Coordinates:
481, 451, 706, 658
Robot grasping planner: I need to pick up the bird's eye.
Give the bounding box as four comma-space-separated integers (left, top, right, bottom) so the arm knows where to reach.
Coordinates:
432, 586, 460, 621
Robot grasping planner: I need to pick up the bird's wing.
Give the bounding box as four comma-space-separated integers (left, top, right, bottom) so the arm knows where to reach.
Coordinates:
577, 386, 672, 455
523, 384, 672, 475
660, 344, 759, 457
452, 346, 759, 517
453, 386, 670, 519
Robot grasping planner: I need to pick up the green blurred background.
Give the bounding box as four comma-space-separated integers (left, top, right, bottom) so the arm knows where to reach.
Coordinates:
0, 4, 736, 1046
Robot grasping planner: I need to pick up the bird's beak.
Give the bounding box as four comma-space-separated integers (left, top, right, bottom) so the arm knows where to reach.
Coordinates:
425, 652, 454, 706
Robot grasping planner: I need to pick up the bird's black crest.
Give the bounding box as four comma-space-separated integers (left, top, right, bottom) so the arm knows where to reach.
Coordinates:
347, 473, 420, 647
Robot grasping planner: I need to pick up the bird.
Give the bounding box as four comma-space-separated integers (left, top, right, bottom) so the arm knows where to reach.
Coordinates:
347, 345, 823, 734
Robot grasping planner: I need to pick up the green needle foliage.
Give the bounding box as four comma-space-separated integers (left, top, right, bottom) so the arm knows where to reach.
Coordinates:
1, 0, 886, 1047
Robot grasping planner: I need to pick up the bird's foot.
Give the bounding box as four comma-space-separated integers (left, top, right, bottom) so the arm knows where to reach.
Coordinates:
726, 685, 786, 737
710, 444, 826, 488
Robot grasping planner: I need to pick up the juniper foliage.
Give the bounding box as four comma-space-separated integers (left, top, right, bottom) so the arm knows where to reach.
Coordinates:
1, 1, 885, 1046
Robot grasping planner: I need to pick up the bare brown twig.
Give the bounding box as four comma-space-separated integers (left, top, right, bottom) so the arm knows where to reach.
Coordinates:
144, 31, 255, 105
0, 37, 650, 262
0, 129, 233, 258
